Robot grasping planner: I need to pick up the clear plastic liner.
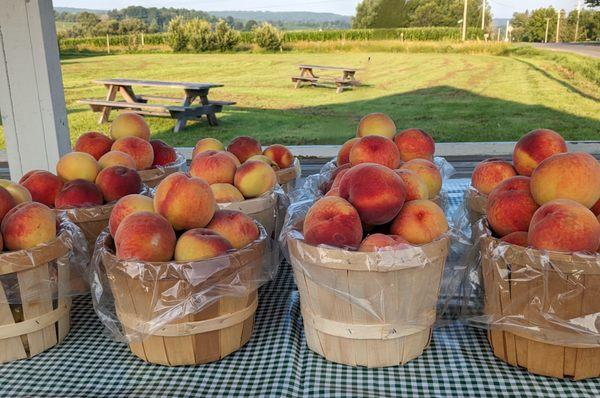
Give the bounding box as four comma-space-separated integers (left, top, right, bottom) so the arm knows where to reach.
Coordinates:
0, 214, 90, 305
90, 223, 279, 343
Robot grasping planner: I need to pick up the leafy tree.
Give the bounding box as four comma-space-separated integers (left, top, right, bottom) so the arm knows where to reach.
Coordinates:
510, 7, 599, 42
353, 0, 415, 28
409, 0, 492, 28
253, 22, 283, 50
245, 20, 259, 31
76, 12, 100, 34
214, 20, 240, 51
167, 16, 188, 52
186, 19, 215, 52
585, 0, 599, 7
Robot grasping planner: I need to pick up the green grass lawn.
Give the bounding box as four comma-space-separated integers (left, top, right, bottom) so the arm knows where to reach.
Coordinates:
1, 49, 598, 148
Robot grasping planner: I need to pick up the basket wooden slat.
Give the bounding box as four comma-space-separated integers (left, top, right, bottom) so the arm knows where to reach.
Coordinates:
466, 187, 487, 223
275, 158, 300, 192
56, 203, 114, 250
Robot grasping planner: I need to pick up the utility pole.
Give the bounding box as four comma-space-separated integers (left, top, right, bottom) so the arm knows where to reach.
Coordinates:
544, 18, 550, 43
481, 0, 486, 30
497, 27, 501, 41
555, 10, 562, 43
462, 0, 468, 41
574, 0, 582, 42
505, 20, 510, 42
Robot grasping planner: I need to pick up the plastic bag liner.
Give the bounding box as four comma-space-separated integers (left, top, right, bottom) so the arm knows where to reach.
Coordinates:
275, 157, 302, 192
138, 152, 187, 188
447, 217, 600, 379
90, 222, 278, 351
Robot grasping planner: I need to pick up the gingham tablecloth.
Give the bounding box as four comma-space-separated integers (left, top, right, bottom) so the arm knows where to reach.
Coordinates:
1, 179, 599, 397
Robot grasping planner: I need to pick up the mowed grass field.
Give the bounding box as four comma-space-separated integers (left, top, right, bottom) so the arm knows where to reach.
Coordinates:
1, 49, 598, 148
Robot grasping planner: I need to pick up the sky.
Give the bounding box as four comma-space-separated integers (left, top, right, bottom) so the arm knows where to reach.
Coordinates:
53, 0, 587, 18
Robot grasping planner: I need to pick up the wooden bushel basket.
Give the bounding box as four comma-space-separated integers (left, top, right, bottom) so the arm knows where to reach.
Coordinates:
0, 230, 73, 363
288, 234, 449, 367
100, 232, 267, 366
466, 187, 487, 223
138, 153, 186, 188
481, 230, 600, 379
275, 158, 301, 192
218, 193, 277, 237
57, 203, 114, 251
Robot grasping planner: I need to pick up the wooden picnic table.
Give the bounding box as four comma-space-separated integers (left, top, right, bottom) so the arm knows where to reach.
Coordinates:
291, 64, 361, 93
78, 79, 236, 132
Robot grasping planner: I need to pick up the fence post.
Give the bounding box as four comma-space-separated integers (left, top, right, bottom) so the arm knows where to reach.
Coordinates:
141, 32, 145, 47
106, 34, 110, 54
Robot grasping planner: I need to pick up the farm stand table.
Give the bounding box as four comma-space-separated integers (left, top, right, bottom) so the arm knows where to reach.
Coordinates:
292, 64, 361, 93
79, 79, 236, 132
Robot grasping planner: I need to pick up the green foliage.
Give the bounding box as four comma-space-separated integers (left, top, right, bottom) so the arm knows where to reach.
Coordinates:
511, 8, 600, 42
167, 16, 188, 52
283, 27, 484, 42
585, 0, 600, 7
253, 23, 283, 50
353, 0, 414, 28
409, 0, 492, 28
214, 20, 241, 51
186, 19, 215, 52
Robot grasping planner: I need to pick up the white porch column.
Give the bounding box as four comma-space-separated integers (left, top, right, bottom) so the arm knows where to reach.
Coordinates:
0, 0, 70, 180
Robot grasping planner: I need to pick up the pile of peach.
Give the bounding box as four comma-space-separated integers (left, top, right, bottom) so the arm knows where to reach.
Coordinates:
303, 113, 448, 251
74, 113, 178, 171
471, 129, 600, 253
190, 136, 294, 203
109, 172, 262, 262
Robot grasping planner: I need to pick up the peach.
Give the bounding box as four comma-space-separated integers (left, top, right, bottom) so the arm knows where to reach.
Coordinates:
356, 113, 396, 138
395, 169, 429, 201
20, 171, 63, 208
337, 137, 359, 166
210, 183, 245, 203
193, 138, 225, 157
150, 139, 177, 167
1, 202, 56, 250
56, 152, 100, 182
0, 180, 31, 205
471, 159, 517, 195
95, 166, 142, 202
98, 151, 137, 170
393, 128, 435, 162
358, 234, 410, 252
339, 163, 406, 225
154, 172, 216, 230
401, 159, 442, 199
247, 155, 280, 170
109, 112, 151, 141
114, 212, 176, 261
190, 151, 238, 185
530, 152, 600, 208
390, 200, 448, 245
501, 231, 529, 247
175, 228, 233, 261
206, 210, 259, 249
74, 132, 114, 160
109, 194, 154, 236
513, 129, 567, 176
592, 198, 600, 217
486, 183, 539, 237
0, 186, 16, 222
488, 176, 531, 198
55, 180, 103, 209
234, 160, 277, 198
327, 167, 350, 194
111, 137, 154, 170
263, 144, 293, 169
528, 199, 600, 253
349, 136, 401, 169
303, 196, 363, 249
227, 136, 262, 163
321, 163, 350, 193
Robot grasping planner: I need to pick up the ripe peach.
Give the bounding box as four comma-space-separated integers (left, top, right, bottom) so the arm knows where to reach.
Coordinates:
1, 202, 56, 250
263, 144, 293, 169
55, 180, 104, 209
513, 129, 567, 176
327, 167, 350, 194
336, 138, 359, 166
114, 212, 176, 261
394, 169, 429, 201
193, 138, 225, 157
401, 159, 442, 198
358, 234, 410, 252
501, 231, 529, 247
0, 180, 32, 204
109, 194, 154, 236
174, 228, 233, 261
227, 136, 262, 163
393, 128, 435, 162
390, 200, 448, 245
112, 137, 154, 170
154, 172, 216, 230
109, 112, 151, 141
210, 183, 245, 203
20, 171, 63, 208
190, 151, 238, 185
303, 196, 363, 249
56, 152, 100, 182
206, 210, 259, 249
98, 151, 137, 170
0, 186, 16, 222
247, 155, 280, 170
530, 152, 600, 208
471, 159, 517, 195
349, 136, 401, 169
486, 182, 539, 237
150, 139, 177, 167
356, 113, 396, 138
74, 132, 114, 160
234, 160, 277, 198
488, 176, 531, 198
338, 163, 406, 225
321, 163, 351, 193
528, 199, 600, 253
95, 166, 142, 202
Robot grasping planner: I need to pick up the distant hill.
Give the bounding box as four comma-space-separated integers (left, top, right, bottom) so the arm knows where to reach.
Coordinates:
209, 11, 351, 23
54, 7, 106, 15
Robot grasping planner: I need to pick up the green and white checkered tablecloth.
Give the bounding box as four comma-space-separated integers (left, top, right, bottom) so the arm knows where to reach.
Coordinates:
1, 179, 599, 397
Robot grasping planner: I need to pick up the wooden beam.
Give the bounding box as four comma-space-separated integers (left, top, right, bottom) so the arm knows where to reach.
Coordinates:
0, 0, 71, 180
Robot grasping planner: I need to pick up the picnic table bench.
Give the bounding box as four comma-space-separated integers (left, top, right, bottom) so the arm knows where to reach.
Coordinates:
291, 64, 361, 93
78, 79, 236, 132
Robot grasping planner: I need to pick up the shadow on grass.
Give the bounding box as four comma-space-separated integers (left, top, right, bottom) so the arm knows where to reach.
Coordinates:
142, 85, 599, 146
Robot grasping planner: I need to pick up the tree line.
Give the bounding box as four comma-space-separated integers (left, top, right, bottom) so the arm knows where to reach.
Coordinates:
511, 7, 599, 42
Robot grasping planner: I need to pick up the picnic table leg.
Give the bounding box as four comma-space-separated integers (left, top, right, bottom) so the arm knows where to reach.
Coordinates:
98, 84, 118, 124
294, 68, 306, 89
173, 91, 198, 132
119, 85, 141, 104
197, 89, 218, 126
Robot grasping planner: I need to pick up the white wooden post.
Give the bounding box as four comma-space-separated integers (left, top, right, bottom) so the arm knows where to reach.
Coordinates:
0, 0, 71, 180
